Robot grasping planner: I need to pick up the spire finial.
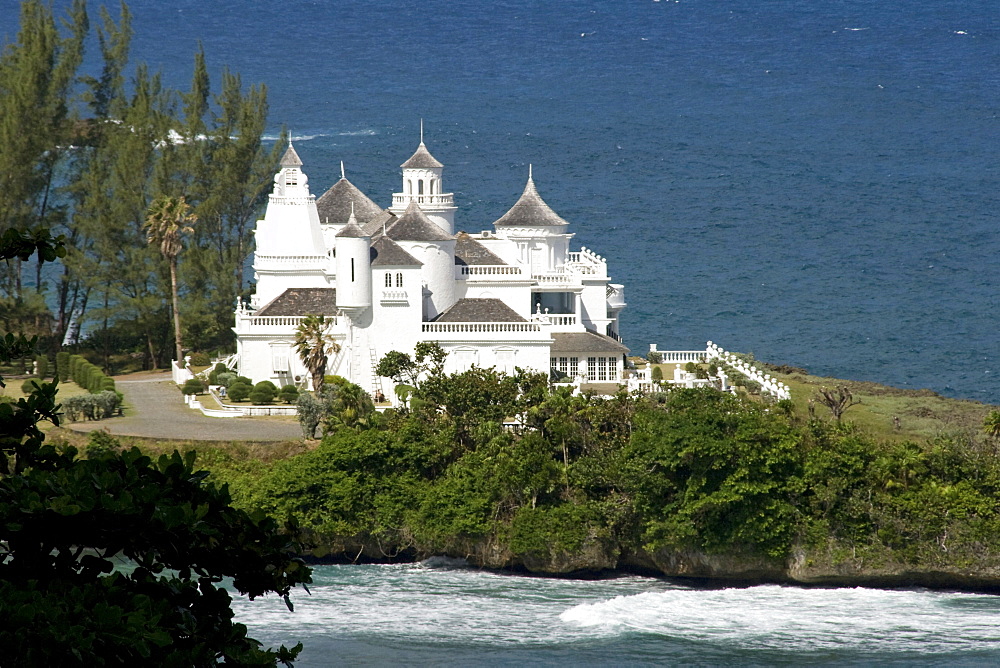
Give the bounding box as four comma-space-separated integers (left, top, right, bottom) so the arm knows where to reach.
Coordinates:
420, 118, 424, 144
528, 163, 533, 180
341, 160, 345, 179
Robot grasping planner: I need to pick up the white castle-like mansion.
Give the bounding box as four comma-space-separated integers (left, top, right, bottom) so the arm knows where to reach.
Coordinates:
233, 137, 629, 400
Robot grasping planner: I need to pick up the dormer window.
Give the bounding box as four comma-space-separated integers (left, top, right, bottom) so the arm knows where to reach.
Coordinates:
286, 172, 298, 187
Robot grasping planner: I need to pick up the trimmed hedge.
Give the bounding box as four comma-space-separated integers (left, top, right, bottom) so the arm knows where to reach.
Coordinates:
66, 354, 115, 394
56, 351, 70, 382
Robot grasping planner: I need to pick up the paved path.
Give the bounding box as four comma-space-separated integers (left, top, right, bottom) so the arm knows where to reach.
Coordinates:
67, 372, 303, 441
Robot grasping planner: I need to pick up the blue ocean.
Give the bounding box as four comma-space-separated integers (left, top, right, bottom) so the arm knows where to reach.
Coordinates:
3, 0, 997, 403
4, 1, 999, 661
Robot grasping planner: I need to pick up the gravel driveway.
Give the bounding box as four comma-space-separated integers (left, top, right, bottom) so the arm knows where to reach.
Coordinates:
67, 372, 303, 441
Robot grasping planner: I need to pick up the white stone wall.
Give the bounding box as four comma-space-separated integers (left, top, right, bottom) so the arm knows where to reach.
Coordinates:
335, 236, 372, 310
397, 240, 457, 320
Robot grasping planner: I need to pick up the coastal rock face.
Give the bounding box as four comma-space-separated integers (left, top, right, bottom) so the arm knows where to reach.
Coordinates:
646, 548, 787, 583
517, 537, 620, 575
300, 532, 1000, 593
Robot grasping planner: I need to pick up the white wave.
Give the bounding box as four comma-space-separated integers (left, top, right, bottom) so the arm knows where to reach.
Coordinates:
845, 27, 870, 31
559, 585, 1000, 653
261, 133, 329, 142
338, 129, 378, 136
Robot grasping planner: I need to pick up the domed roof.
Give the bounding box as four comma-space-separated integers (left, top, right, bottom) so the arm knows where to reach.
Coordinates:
493, 172, 569, 227
401, 141, 443, 169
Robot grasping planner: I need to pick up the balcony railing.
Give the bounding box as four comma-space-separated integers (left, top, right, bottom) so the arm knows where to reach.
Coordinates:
422, 322, 542, 333
391, 193, 455, 207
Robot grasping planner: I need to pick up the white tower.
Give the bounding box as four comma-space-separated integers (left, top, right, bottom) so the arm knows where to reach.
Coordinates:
334, 208, 372, 313
389, 122, 457, 235
251, 142, 328, 306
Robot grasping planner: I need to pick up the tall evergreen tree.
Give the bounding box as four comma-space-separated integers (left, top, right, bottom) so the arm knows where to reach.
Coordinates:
0, 0, 87, 328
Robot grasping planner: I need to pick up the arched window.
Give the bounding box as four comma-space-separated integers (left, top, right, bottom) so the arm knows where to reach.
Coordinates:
385, 273, 392, 288
407, 180, 412, 194
396, 272, 403, 287
418, 179, 424, 195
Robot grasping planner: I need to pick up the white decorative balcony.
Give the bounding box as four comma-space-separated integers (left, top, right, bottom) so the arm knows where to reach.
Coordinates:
457, 265, 526, 280
381, 290, 408, 304
254, 254, 328, 272
391, 193, 454, 208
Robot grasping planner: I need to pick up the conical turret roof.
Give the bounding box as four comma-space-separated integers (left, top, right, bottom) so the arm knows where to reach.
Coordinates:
401, 142, 443, 169
280, 142, 303, 168
316, 177, 385, 227
335, 209, 369, 238
493, 172, 570, 227
371, 235, 421, 266
385, 201, 453, 242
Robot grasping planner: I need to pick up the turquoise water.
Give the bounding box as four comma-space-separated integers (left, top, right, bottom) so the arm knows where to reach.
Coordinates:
2, 0, 995, 402
233, 561, 1000, 665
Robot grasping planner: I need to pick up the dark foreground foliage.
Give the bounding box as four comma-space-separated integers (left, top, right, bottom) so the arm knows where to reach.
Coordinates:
1, 230, 311, 666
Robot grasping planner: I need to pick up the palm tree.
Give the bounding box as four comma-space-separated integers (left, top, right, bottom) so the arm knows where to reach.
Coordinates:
294, 315, 341, 391
144, 195, 196, 365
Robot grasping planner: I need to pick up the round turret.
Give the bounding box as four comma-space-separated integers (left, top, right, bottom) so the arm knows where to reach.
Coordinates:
334, 210, 372, 312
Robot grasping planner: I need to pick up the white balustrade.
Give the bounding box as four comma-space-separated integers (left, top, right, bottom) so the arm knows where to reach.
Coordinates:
391, 193, 455, 207
422, 322, 542, 333
459, 265, 524, 277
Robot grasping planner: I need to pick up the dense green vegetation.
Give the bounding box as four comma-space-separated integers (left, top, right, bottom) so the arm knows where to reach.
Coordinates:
153, 362, 1000, 582
1, 0, 280, 372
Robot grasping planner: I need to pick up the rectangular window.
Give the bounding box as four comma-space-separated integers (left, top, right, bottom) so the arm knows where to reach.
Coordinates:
271, 346, 289, 372
569, 357, 578, 376
385, 273, 392, 288
587, 357, 597, 381
598, 357, 608, 381
351, 258, 355, 282
558, 357, 568, 374
396, 272, 403, 287
496, 350, 514, 374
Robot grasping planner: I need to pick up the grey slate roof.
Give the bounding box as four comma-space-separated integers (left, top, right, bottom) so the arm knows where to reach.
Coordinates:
493, 175, 570, 227
385, 201, 453, 242
551, 331, 630, 354
433, 298, 526, 323
362, 210, 397, 237
454, 232, 508, 266
280, 143, 303, 168
371, 235, 421, 267
401, 142, 443, 169
255, 288, 337, 317
335, 211, 368, 238
316, 178, 386, 227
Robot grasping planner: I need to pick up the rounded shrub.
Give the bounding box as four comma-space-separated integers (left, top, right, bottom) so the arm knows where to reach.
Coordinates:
250, 381, 277, 405
182, 379, 204, 395
227, 382, 251, 402
21, 379, 41, 394
279, 384, 299, 404
217, 372, 237, 388
189, 352, 210, 366
651, 366, 663, 381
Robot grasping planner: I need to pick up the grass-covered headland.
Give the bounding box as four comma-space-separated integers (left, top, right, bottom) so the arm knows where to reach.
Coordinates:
84, 365, 1000, 591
